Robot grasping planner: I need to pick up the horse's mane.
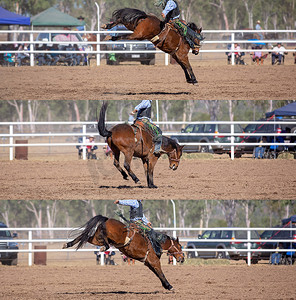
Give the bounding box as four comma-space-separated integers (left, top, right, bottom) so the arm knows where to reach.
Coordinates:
162, 135, 178, 149
112, 8, 147, 27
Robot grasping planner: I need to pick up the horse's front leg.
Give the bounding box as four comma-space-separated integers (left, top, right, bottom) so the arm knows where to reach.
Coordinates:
123, 152, 140, 184
146, 154, 158, 189
172, 51, 198, 85
144, 257, 173, 290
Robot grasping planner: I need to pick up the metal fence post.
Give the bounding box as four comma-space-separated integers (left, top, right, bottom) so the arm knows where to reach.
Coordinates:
231, 32, 235, 65
9, 125, 13, 161
165, 53, 169, 65
100, 252, 105, 265
95, 2, 101, 66
28, 230, 33, 266
30, 32, 34, 66
82, 124, 87, 160
230, 123, 234, 160
247, 230, 251, 266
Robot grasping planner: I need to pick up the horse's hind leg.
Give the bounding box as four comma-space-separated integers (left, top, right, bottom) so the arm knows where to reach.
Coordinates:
144, 259, 173, 290
123, 152, 140, 184
112, 148, 128, 180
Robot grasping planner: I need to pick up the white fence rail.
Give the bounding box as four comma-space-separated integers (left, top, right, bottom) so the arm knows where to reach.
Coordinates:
1, 227, 295, 267
1, 120, 296, 161
0, 29, 295, 66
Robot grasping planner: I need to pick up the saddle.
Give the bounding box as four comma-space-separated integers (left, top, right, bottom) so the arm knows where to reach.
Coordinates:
129, 221, 164, 257
151, 22, 182, 54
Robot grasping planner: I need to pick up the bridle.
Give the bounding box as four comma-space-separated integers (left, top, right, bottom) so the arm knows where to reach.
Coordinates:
165, 238, 183, 256
168, 148, 180, 163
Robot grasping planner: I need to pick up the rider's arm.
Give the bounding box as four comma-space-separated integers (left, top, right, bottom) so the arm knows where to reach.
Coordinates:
116, 199, 139, 208
132, 100, 151, 114
162, 0, 177, 17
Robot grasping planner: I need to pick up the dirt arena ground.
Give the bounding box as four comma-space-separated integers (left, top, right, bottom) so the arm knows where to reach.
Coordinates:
1, 263, 296, 299
1, 155, 295, 200
0, 63, 295, 101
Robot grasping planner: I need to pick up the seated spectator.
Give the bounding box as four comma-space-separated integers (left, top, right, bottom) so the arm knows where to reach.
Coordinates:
234, 43, 246, 65
251, 46, 267, 65
271, 43, 287, 65
36, 39, 52, 66
254, 136, 267, 159
103, 144, 113, 159
16, 43, 30, 66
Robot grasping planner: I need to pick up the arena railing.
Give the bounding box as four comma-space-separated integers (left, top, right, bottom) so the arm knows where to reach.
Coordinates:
0, 120, 295, 161
0, 227, 295, 267
0, 29, 295, 66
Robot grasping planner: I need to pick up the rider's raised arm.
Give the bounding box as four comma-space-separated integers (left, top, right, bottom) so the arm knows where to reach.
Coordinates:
117, 199, 140, 208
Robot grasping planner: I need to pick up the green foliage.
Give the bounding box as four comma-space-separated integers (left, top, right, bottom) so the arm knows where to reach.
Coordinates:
0, 0, 294, 30
1, 200, 295, 230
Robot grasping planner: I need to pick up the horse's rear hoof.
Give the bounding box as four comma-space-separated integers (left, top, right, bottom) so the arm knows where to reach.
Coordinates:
167, 285, 174, 291
62, 243, 67, 249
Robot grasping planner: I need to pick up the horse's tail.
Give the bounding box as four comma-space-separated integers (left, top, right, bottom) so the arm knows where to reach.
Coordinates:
112, 8, 147, 27
98, 102, 112, 138
64, 215, 109, 250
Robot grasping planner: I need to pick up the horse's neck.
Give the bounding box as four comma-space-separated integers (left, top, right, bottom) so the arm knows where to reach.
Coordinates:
161, 236, 171, 250
162, 137, 175, 153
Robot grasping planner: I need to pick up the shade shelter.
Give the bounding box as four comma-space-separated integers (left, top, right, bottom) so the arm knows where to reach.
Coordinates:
266, 102, 296, 118
0, 6, 30, 25
31, 7, 85, 28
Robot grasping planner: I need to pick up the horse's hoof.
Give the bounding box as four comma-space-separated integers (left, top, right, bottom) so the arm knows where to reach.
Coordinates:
101, 24, 107, 29
149, 184, 158, 189
167, 285, 174, 291
62, 243, 67, 249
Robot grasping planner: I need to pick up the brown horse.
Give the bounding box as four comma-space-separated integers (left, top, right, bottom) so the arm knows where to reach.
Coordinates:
102, 8, 203, 84
63, 215, 184, 290
98, 102, 184, 188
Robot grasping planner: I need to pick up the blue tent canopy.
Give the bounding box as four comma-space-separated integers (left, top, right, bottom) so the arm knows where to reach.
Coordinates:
282, 215, 296, 225
266, 102, 296, 118
0, 6, 30, 25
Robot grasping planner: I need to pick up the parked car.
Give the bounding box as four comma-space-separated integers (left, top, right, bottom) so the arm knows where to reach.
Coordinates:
259, 216, 296, 262
170, 123, 245, 157
243, 118, 296, 154
186, 229, 261, 264
105, 25, 155, 65
0, 222, 18, 265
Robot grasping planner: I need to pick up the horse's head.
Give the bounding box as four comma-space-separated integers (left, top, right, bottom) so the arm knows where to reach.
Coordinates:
167, 237, 185, 263
188, 23, 204, 54
167, 142, 184, 171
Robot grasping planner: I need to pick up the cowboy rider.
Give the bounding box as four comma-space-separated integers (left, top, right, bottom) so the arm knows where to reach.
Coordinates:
154, 0, 201, 54
131, 100, 162, 155
114, 199, 162, 257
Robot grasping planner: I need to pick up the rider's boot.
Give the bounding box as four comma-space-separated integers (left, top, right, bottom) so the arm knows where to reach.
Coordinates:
153, 135, 162, 155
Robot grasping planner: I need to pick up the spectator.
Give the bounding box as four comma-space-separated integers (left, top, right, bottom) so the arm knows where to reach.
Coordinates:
76, 16, 85, 31
251, 45, 267, 65
255, 20, 264, 40
293, 48, 296, 64
234, 43, 246, 65
16, 43, 29, 66
86, 135, 97, 159
254, 136, 267, 159
272, 43, 286, 65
